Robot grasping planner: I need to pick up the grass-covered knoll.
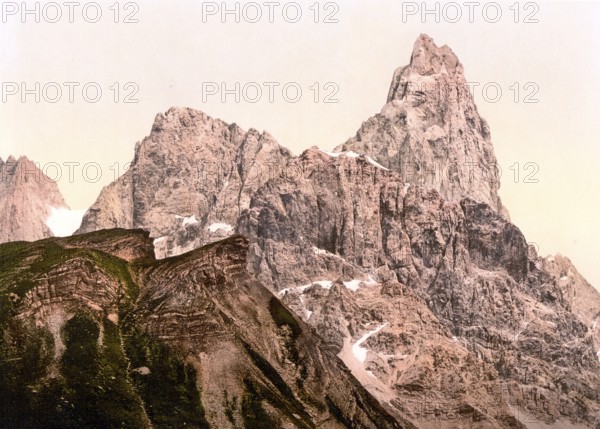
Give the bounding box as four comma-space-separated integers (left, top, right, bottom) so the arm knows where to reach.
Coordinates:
0, 239, 139, 324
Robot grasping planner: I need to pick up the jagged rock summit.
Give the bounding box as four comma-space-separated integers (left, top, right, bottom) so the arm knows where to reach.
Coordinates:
336, 34, 507, 216
76, 107, 292, 257
0, 155, 70, 243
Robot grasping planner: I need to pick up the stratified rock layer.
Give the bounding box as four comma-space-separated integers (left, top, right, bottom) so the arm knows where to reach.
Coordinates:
0, 230, 412, 429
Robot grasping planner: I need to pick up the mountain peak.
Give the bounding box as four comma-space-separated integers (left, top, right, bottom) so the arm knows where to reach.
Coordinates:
338, 34, 507, 216
409, 33, 461, 76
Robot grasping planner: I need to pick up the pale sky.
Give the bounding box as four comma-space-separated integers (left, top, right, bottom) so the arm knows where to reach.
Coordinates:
1, 1, 599, 288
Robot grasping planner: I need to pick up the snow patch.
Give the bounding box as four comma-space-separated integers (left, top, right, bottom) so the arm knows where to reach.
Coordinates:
46, 206, 85, 237
278, 280, 333, 297
313, 280, 333, 289
547, 256, 555, 262
176, 214, 199, 226
342, 278, 378, 292
403, 183, 411, 193
133, 367, 151, 375
153, 236, 166, 245
343, 280, 362, 292
365, 275, 379, 286
352, 323, 388, 363
208, 223, 233, 233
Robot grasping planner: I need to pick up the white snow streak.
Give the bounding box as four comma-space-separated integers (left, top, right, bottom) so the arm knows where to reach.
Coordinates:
366, 157, 389, 171
352, 323, 388, 363
278, 280, 333, 297
319, 150, 389, 170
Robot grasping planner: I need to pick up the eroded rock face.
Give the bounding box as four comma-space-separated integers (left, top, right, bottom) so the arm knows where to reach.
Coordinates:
76, 107, 292, 257
0, 156, 69, 243
239, 148, 600, 428
0, 230, 412, 429
335, 34, 507, 216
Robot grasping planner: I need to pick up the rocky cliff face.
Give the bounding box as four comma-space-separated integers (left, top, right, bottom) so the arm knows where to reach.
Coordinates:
0, 230, 412, 428
239, 148, 600, 428
335, 34, 507, 216
76, 107, 292, 258
0, 156, 69, 243
66, 34, 600, 428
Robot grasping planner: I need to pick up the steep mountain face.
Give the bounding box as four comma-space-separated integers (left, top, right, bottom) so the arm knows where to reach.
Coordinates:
76, 107, 292, 258
0, 156, 69, 243
239, 149, 600, 428
0, 230, 412, 429
69, 34, 600, 428
335, 34, 507, 217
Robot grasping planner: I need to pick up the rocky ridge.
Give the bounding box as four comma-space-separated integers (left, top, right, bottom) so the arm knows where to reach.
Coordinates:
0, 230, 412, 428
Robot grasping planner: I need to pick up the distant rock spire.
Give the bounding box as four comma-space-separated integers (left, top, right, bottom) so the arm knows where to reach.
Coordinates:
337, 34, 508, 217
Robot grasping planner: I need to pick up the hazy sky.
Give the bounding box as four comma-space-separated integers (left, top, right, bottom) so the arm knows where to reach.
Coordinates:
1, 1, 599, 288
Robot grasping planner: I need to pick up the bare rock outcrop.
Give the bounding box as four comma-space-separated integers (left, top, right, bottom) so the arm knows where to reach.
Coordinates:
239, 148, 600, 428
0, 156, 69, 243
76, 107, 292, 258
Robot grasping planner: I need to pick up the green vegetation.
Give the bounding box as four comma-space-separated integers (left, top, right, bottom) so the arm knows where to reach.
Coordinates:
123, 326, 210, 428
0, 312, 148, 429
57, 312, 148, 427
0, 237, 207, 428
